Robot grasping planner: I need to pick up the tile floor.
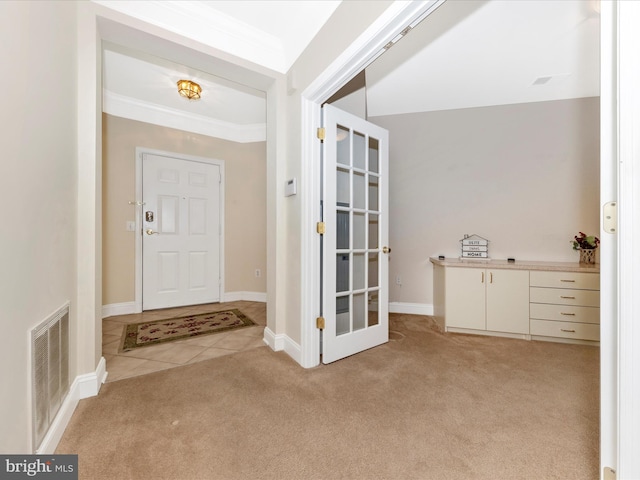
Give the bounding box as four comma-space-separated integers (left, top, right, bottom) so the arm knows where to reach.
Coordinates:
101, 301, 267, 383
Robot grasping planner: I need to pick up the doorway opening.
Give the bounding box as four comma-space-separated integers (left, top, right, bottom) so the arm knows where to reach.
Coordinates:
101, 42, 269, 317
96, 19, 273, 374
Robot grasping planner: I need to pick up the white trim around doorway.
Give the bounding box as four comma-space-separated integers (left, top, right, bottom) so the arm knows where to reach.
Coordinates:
616, 1, 640, 476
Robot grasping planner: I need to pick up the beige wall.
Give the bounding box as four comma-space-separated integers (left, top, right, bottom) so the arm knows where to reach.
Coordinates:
371, 97, 600, 307
0, 1, 78, 452
102, 114, 266, 305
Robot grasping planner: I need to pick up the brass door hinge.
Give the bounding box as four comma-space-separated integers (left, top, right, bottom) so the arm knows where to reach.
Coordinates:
317, 127, 326, 141
316, 316, 325, 329
316, 222, 326, 235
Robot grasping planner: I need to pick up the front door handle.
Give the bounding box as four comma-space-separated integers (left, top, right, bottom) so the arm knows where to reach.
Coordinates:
382, 246, 391, 254
145, 229, 160, 235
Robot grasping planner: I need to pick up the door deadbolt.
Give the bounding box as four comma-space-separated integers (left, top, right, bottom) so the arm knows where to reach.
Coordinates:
145, 211, 154, 222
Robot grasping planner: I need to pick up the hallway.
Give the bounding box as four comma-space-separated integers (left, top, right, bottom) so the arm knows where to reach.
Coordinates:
101, 301, 266, 382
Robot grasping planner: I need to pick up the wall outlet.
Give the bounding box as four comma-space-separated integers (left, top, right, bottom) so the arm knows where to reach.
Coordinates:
255, 269, 261, 278
395, 275, 402, 286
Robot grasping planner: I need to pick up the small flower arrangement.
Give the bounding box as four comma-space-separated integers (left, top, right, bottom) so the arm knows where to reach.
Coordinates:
571, 232, 600, 250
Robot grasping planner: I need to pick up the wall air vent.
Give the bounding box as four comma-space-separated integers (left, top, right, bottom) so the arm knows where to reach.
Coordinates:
31, 303, 70, 452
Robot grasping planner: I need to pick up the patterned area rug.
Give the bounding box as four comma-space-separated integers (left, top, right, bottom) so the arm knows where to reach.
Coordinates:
120, 309, 255, 352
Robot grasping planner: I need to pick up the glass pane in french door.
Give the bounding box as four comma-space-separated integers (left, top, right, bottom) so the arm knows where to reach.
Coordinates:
335, 126, 381, 336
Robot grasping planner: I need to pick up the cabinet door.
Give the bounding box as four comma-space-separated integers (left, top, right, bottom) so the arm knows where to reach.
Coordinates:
486, 269, 530, 334
445, 268, 485, 330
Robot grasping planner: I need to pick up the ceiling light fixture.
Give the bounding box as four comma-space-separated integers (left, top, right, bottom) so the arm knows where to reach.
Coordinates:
177, 79, 202, 100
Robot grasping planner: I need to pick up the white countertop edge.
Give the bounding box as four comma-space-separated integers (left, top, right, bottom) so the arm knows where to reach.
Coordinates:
429, 257, 600, 273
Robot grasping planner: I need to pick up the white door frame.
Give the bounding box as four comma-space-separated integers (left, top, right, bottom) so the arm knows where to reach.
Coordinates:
612, 2, 640, 477
134, 147, 225, 312
298, 1, 444, 368
600, 2, 618, 475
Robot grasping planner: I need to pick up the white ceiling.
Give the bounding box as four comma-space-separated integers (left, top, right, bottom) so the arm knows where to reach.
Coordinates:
103, 46, 268, 142
98, 0, 600, 139
95, 0, 341, 73
366, 0, 600, 117
98, 0, 340, 142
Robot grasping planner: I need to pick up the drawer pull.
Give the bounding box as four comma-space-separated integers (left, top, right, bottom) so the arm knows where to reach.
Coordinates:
560, 312, 576, 316
561, 328, 576, 333
560, 279, 576, 283
560, 296, 576, 299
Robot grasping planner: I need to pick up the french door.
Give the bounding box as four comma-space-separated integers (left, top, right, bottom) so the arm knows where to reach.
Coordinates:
321, 104, 390, 364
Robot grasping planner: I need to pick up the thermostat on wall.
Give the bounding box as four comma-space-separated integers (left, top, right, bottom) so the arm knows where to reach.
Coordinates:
285, 178, 297, 197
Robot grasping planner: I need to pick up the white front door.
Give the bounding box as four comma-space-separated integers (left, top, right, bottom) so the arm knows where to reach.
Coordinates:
142, 153, 221, 310
321, 104, 390, 364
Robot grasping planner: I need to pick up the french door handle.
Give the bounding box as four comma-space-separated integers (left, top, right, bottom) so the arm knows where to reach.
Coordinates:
382, 246, 391, 254
145, 229, 160, 235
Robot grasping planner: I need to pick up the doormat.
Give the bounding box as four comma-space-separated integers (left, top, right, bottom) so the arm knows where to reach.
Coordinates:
119, 309, 255, 352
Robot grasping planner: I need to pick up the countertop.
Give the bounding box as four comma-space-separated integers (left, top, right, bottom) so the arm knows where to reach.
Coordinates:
429, 257, 600, 273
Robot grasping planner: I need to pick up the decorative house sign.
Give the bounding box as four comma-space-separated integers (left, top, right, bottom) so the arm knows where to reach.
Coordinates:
460, 234, 489, 259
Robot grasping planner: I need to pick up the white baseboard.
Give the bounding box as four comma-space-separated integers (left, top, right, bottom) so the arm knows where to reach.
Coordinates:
223, 291, 267, 303
102, 301, 137, 318
36, 357, 107, 454
263, 327, 302, 366
283, 336, 302, 365
389, 302, 434, 316
102, 293, 267, 318
263, 327, 282, 350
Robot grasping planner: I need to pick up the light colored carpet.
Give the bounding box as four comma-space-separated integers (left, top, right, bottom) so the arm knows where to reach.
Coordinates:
56, 314, 599, 479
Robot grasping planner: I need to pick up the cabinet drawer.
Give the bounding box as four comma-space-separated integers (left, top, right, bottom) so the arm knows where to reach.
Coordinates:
530, 319, 600, 341
530, 287, 600, 307
530, 303, 600, 324
530, 271, 599, 290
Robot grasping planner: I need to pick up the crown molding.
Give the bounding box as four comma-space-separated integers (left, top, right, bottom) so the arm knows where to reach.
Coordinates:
103, 90, 266, 143
92, 0, 286, 72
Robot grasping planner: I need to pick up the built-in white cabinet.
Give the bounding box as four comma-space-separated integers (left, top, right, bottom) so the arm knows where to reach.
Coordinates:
444, 267, 529, 334
529, 271, 600, 342
431, 258, 600, 344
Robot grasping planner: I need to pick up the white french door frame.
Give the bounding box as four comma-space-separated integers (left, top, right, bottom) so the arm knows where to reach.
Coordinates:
133, 147, 225, 312
298, 1, 444, 368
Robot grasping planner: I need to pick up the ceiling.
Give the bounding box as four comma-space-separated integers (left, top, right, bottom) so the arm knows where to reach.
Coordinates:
99, 0, 600, 140
366, 0, 600, 117
103, 45, 269, 142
